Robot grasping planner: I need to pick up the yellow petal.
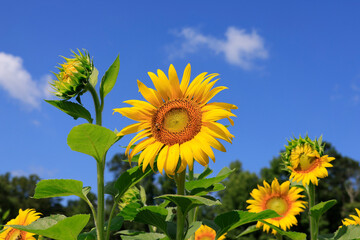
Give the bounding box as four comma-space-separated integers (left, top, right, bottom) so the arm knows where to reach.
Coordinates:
137, 80, 162, 107
118, 122, 150, 136
165, 144, 180, 175
157, 145, 169, 175
180, 64, 191, 94
168, 64, 182, 99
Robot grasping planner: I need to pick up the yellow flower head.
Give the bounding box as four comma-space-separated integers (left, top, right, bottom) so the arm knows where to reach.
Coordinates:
114, 64, 237, 175
0, 209, 41, 240
342, 208, 360, 226
50, 49, 93, 100
246, 179, 306, 234
283, 136, 335, 186
194, 225, 225, 240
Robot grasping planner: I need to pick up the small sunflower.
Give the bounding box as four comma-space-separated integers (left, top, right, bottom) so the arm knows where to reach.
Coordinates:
342, 208, 360, 226
246, 179, 306, 234
114, 64, 236, 175
283, 136, 335, 186
194, 225, 225, 240
50, 49, 93, 100
0, 209, 41, 240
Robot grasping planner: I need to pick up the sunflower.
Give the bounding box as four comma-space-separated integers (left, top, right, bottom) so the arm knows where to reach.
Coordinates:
282, 136, 335, 186
194, 225, 225, 240
114, 64, 236, 175
246, 179, 306, 234
342, 208, 360, 226
0, 209, 41, 240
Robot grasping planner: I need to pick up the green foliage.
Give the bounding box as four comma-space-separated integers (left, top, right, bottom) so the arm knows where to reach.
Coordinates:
319, 225, 360, 240
45, 100, 93, 123
100, 55, 120, 102
33, 179, 89, 201
185, 167, 234, 196
118, 231, 167, 240
134, 206, 168, 234
213, 210, 280, 239
67, 123, 119, 163
184, 221, 202, 240
260, 221, 307, 240
9, 214, 90, 240
236, 225, 259, 238
157, 195, 221, 215
310, 200, 337, 227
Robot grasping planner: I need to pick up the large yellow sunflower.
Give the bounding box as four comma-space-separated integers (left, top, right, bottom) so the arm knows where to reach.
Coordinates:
114, 64, 236, 175
194, 225, 225, 240
342, 208, 360, 226
246, 179, 306, 234
0, 209, 41, 240
288, 144, 335, 186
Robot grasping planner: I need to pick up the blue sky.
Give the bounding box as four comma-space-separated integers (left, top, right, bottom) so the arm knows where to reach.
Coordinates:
1, 1, 359, 191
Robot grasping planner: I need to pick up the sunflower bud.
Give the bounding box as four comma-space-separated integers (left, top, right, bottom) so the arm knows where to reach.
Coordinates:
51, 49, 93, 100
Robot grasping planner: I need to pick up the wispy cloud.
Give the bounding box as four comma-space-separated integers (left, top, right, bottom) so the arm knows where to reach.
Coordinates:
168, 27, 268, 70
0, 52, 51, 109
11, 165, 57, 178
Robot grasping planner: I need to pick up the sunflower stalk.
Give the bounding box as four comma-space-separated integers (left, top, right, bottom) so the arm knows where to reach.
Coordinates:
188, 168, 196, 240
88, 82, 105, 240
308, 183, 317, 240
175, 170, 186, 240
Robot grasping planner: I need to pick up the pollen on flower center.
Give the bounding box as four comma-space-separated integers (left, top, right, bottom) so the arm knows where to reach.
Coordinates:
152, 99, 202, 145
163, 108, 189, 132
266, 197, 289, 215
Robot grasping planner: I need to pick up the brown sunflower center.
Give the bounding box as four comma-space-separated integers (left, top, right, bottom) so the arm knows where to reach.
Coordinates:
266, 197, 288, 215
5, 228, 26, 240
152, 99, 202, 145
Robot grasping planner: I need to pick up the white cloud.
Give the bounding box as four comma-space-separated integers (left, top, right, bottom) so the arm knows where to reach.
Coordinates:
11, 166, 56, 178
169, 27, 268, 69
0, 52, 51, 109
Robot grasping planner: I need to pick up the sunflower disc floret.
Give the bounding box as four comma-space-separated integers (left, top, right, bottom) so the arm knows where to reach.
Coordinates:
50, 49, 93, 100
113, 64, 237, 175
246, 178, 306, 234
282, 135, 335, 186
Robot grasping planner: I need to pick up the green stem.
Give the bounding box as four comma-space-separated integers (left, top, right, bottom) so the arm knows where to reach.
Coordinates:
88, 84, 102, 125
176, 171, 186, 240
84, 197, 99, 238
105, 200, 118, 240
308, 183, 317, 240
188, 169, 195, 240
88, 83, 105, 240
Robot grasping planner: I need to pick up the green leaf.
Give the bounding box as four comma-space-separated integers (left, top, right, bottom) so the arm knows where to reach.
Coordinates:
214, 210, 280, 239
119, 232, 166, 240
9, 214, 89, 240
310, 200, 337, 224
184, 221, 202, 240
114, 165, 153, 199
261, 221, 306, 240
157, 195, 221, 215
100, 55, 120, 101
107, 215, 124, 231
89, 67, 99, 87
67, 123, 119, 163
45, 100, 92, 123
190, 183, 225, 196
196, 167, 213, 180
134, 206, 168, 233
185, 167, 234, 191
33, 179, 88, 201
139, 185, 147, 205
319, 225, 360, 240
118, 202, 142, 221
236, 225, 259, 238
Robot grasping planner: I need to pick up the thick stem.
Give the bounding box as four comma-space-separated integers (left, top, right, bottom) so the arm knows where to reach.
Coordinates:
308, 183, 317, 240
97, 162, 105, 240
176, 171, 186, 240
88, 83, 104, 240
188, 169, 195, 240
88, 84, 102, 125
